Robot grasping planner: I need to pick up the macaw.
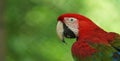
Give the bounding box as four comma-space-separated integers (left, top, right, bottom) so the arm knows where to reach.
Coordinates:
56, 13, 120, 61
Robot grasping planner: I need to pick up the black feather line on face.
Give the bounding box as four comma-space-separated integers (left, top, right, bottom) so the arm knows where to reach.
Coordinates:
63, 23, 76, 38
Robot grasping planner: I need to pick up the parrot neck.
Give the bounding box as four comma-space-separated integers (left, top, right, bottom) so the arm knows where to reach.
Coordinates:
78, 20, 107, 39
72, 20, 118, 59
72, 19, 118, 59
72, 32, 117, 59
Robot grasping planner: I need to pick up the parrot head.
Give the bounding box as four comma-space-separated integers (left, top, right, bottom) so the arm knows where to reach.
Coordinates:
56, 13, 119, 60
56, 13, 98, 43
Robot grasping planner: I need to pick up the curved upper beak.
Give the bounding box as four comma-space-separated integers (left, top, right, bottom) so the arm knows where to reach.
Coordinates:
56, 21, 66, 43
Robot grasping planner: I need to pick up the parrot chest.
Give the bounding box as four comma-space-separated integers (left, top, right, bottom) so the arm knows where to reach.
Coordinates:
71, 39, 117, 61
72, 41, 97, 58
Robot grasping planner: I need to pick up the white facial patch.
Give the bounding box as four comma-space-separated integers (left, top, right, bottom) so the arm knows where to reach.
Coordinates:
64, 17, 79, 36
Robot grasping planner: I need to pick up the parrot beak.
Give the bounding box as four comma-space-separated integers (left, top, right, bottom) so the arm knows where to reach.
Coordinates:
56, 21, 66, 43
56, 21, 76, 44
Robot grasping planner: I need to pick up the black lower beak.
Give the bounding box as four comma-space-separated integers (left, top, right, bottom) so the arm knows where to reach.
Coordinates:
63, 23, 76, 38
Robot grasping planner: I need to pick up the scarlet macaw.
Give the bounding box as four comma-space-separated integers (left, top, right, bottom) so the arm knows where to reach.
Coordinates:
56, 13, 120, 61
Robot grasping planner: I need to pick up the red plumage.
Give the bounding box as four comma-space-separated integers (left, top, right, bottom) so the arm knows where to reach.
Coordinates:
57, 13, 119, 60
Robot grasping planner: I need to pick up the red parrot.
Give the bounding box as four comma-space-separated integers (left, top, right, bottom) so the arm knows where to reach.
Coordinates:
56, 13, 120, 61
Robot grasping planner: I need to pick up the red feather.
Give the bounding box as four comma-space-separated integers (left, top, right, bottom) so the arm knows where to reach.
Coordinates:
58, 13, 117, 59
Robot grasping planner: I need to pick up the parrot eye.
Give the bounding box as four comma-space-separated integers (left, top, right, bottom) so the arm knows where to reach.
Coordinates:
69, 18, 77, 22
64, 17, 77, 23
70, 18, 74, 22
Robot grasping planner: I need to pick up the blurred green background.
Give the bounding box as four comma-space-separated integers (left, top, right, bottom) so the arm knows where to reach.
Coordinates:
5, 0, 120, 61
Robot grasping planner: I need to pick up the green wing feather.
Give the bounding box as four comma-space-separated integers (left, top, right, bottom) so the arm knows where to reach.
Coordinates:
73, 33, 120, 61
110, 34, 120, 51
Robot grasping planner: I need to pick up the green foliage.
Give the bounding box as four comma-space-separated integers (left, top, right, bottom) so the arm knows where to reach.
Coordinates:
6, 0, 120, 61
